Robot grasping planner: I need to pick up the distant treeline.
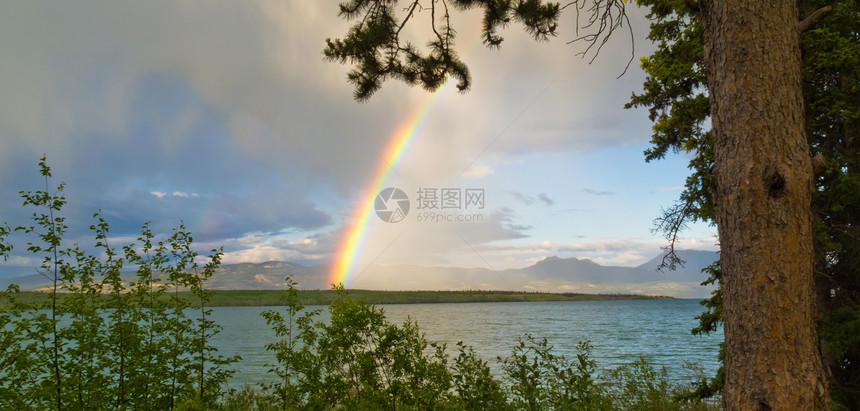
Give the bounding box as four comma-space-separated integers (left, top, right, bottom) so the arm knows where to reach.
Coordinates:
2, 289, 672, 308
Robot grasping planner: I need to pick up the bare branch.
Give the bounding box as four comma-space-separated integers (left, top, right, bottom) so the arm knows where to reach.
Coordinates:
565, 0, 634, 78
799, 5, 832, 33
396, 1, 422, 37
652, 198, 696, 271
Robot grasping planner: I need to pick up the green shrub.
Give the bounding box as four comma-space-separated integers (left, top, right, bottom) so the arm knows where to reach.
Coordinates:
501, 336, 612, 410
260, 283, 453, 409
0, 157, 237, 409
258, 276, 720, 410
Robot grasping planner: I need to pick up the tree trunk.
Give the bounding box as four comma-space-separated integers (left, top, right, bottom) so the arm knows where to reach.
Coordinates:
700, 1, 830, 409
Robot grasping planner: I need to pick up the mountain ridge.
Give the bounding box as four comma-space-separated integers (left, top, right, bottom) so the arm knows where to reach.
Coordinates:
0, 250, 718, 298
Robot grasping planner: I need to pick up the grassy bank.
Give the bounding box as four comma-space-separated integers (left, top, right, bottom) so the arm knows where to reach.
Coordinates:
1, 289, 672, 307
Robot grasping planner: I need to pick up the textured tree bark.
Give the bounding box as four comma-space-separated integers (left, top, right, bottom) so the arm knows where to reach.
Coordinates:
699, 1, 830, 409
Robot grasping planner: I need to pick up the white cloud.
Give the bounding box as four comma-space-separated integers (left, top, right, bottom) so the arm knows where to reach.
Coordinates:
582, 188, 616, 196
171, 191, 199, 198
462, 163, 494, 178
206, 232, 331, 266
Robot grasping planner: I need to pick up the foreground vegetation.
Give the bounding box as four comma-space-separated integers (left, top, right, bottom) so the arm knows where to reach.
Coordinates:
215, 279, 717, 410
1, 275, 716, 410
0, 159, 717, 409
0, 158, 237, 408
1, 289, 670, 308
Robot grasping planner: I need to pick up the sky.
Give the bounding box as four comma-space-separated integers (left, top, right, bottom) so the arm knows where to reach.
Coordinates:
0, 1, 717, 284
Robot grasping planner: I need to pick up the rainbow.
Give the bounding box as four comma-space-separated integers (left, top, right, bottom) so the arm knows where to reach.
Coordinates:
329, 82, 456, 287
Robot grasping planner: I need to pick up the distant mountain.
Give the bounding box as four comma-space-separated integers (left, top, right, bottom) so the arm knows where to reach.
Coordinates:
348, 250, 719, 298
0, 262, 327, 293
203, 261, 322, 289
518, 250, 717, 284
636, 249, 720, 277
0, 250, 719, 298
0, 273, 50, 292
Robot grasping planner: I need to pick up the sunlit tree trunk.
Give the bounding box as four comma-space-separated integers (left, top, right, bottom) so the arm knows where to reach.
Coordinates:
700, 1, 830, 408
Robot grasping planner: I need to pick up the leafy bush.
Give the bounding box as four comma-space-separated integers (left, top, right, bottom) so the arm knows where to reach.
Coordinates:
501, 336, 612, 410
0, 157, 237, 409
258, 276, 719, 410
260, 283, 454, 409
604, 358, 686, 410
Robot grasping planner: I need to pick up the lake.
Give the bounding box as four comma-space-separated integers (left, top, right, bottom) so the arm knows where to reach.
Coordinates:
210, 298, 722, 388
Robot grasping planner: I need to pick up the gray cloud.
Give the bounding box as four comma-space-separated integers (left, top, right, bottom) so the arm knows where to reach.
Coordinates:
0, 1, 663, 269
536, 193, 554, 206
508, 191, 535, 206
508, 191, 554, 206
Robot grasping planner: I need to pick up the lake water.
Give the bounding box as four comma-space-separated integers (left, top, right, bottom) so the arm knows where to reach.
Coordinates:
210, 299, 722, 388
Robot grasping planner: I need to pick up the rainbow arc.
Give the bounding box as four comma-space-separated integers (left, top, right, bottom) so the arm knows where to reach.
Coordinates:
329, 82, 456, 286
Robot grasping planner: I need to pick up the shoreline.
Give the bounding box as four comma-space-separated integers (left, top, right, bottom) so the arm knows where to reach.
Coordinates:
1, 289, 675, 308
